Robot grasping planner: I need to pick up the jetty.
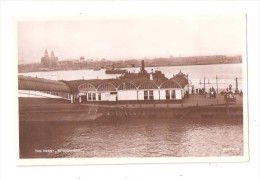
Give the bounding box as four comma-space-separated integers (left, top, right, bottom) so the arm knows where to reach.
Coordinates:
19, 94, 243, 122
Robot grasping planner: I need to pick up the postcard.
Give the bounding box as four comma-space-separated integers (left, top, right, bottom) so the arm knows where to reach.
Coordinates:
16, 13, 248, 165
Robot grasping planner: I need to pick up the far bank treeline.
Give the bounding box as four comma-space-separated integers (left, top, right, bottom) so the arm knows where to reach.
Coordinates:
18, 54, 242, 73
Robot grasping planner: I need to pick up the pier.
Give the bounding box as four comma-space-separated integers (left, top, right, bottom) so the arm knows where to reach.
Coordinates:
19, 94, 243, 122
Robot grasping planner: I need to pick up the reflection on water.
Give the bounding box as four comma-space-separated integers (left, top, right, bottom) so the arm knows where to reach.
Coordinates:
19, 118, 243, 158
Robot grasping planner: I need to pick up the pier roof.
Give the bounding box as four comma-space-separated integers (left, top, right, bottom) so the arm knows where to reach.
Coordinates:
19, 73, 189, 94
18, 75, 70, 93
78, 77, 170, 92
62, 79, 101, 93
78, 77, 147, 92
171, 75, 189, 88
78, 75, 165, 92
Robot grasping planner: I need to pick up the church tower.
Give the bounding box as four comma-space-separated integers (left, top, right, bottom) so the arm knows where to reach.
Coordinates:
51, 50, 55, 58
41, 49, 58, 69
49, 50, 58, 68
44, 49, 49, 57
41, 49, 50, 68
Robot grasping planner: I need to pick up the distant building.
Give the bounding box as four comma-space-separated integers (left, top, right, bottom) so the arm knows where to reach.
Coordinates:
79, 56, 85, 62
41, 50, 58, 69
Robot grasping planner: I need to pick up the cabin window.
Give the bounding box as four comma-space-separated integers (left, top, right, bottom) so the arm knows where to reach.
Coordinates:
171, 90, 176, 99
98, 93, 101, 101
149, 90, 154, 100
88, 93, 92, 100
144, 91, 148, 100
92, 93, 96, 100
166, 90, 170, 100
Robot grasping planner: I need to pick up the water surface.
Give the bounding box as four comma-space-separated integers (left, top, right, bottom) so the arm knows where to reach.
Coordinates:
19, 117, 243, 158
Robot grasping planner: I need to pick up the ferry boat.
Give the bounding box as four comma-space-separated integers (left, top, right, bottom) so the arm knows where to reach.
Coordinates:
105, 64, 127, 74
105, 69, 127, 74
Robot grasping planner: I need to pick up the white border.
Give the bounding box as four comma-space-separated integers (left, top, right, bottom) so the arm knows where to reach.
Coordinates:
15, 12, 249, 166
1, 1, 259, 180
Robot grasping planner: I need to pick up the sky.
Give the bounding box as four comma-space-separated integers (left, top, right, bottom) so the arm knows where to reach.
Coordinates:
17, 14, 246, 64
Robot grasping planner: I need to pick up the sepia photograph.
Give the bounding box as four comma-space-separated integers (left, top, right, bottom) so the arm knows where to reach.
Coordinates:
17, 14, 247, 162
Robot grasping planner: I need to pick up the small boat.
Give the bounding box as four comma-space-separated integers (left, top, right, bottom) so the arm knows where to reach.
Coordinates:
93, 67, 101, 71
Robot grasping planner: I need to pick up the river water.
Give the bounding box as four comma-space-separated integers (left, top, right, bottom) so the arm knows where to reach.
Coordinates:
19, 63, 244, 158
19, 118, 243, 158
